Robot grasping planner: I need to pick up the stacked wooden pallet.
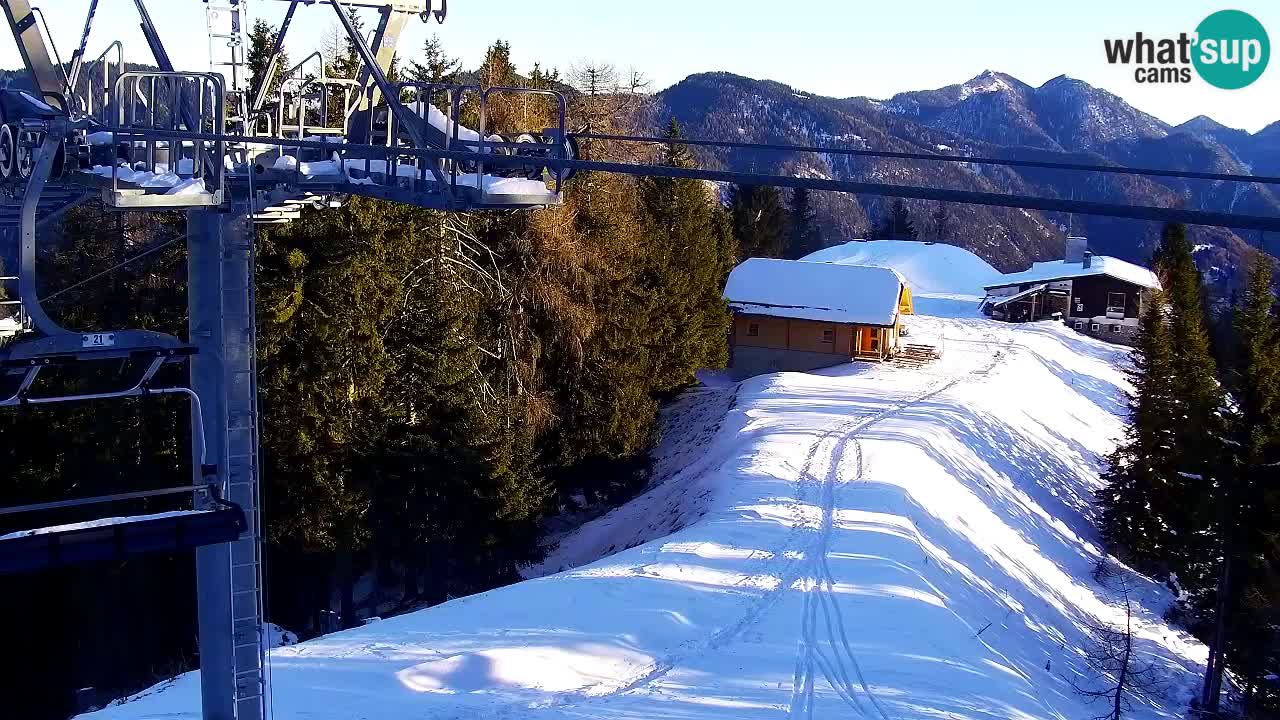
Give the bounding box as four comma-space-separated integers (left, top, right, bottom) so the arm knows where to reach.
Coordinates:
893, 343, 941, 368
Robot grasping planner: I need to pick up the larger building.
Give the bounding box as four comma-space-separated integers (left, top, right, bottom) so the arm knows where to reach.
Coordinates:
724, 258, 914, 379
982, 238, 1161, 344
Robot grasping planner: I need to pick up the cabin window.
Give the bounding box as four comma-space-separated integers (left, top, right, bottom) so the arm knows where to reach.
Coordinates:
1074, 321, 1085, 330
747, 323, 759, 337
1091, 323, 1101, 332
821, 329, 835, 344
1111, 324, 1122, 333
1107, 292, 1127, 315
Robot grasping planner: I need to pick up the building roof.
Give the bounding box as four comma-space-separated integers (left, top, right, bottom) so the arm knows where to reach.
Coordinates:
983, 255, 1161, 291
724, 258, 906, 327
987, 284, 1048, 308
802, 239, 1001, 298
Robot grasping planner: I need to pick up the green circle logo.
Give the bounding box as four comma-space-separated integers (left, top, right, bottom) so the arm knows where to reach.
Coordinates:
1193, 10, 1270, 89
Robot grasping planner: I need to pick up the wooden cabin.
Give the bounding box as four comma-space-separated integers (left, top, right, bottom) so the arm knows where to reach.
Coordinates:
723, 258, 913, 379
982, 239, 1160, 345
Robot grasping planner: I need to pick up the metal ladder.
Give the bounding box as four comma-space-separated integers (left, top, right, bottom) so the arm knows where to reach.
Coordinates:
225, 210, 266, 720
205, 0, 249, 129
187, 201, 267, 720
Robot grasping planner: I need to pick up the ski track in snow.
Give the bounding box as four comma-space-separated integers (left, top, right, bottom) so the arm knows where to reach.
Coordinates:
789, 328, 1010, 720
604, 329, 1012, 709
83, 315, 1209, 720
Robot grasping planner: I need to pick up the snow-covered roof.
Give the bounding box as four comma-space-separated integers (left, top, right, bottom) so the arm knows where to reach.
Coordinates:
988, 284, 1048, 307
723, 258, 906, 326
802, 240, 1001, 298
984, 255, 1161, 291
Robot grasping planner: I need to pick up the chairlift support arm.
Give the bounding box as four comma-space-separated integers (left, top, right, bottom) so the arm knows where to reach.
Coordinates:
66, 0, 101, 91
249, 0, 300, 115
0, 0, 67, 109
328, 0, 429, 151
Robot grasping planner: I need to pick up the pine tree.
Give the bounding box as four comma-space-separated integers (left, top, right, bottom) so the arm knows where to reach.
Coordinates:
639, 118, 732, 390
1100, 224, 1224, 582
1100, 286, 1179, 562
247, 20, 289, 103
875, 199, 918, 240
785, 187, 823, 260
1156, 224, 1223, 588
931, 203, 953, 240
730, 184, 787, 259
409, 34, 460, 86
1197, 250, 1280, 714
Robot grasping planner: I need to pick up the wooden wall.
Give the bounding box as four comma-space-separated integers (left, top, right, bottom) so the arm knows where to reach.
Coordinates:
733, 315, 858, 357
1069, 275, 1147, 319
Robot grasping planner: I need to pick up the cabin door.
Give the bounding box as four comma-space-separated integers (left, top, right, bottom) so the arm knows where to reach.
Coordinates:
858, 327, 877, 355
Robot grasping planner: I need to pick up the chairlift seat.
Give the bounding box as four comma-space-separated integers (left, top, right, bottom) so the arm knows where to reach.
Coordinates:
0, 330, 193, 366
0, 506, 247, 574
0, 330, 195, 406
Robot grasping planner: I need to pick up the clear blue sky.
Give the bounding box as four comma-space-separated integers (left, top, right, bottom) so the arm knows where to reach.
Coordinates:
14, 0, 1279, 132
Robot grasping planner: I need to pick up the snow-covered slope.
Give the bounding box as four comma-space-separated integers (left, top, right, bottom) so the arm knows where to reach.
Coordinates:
87, 316, 1205, 720
803, 240, 1002, 298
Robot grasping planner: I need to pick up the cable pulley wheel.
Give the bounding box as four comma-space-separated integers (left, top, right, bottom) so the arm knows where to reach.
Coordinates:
0, 125, 14, 180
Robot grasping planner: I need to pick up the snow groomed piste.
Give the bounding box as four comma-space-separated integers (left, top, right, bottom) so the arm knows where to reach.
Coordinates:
0, 1, 1249, 717
84, 295, 1209, 720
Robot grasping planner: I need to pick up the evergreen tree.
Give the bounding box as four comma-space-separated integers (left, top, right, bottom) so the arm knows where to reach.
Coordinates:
730, 184, 787, 259
874, 199, 918, 240
1100, 287, 1179, 562
785, 187, 823, 260
1099, 223, 1224, 583
1156, 223, 1224, 589
639, 118, 733, 390
409, 34, 461, 86
1197, 250, 1280, 714
247, 20, 288, 104
930, 203, 953, 240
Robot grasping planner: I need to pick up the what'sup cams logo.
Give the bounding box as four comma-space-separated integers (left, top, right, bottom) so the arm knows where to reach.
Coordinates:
1104, 10, 1270, 88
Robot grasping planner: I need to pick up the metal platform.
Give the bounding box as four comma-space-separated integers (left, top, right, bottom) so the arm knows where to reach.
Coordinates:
0, 506, 247, 574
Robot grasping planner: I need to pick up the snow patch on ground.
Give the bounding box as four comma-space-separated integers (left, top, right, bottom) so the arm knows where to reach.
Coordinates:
84, 317, 1205, 720
525, 384, 739, 578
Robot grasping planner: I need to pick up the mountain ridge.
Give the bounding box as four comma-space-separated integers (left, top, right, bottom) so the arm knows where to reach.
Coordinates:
648, 69, 1279, 285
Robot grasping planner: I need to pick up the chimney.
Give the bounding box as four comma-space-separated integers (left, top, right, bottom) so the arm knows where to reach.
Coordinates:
1065, 236, 1088, 264
1083, 250, 1093, 269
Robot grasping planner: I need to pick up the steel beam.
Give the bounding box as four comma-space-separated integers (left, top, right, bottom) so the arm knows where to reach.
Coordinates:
131, 0, 175, 70
0, 0, 67, 109
249, 0, 299, 115
189, 203, 265, 720
353, 6, 410, 111
65, 0, 101, 91
17, 118, 71, 336
328, 1, 428, 150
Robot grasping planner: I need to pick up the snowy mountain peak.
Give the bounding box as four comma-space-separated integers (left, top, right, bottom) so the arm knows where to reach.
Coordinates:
1179, 115, 1236, 134
957, 70, 1022, 99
